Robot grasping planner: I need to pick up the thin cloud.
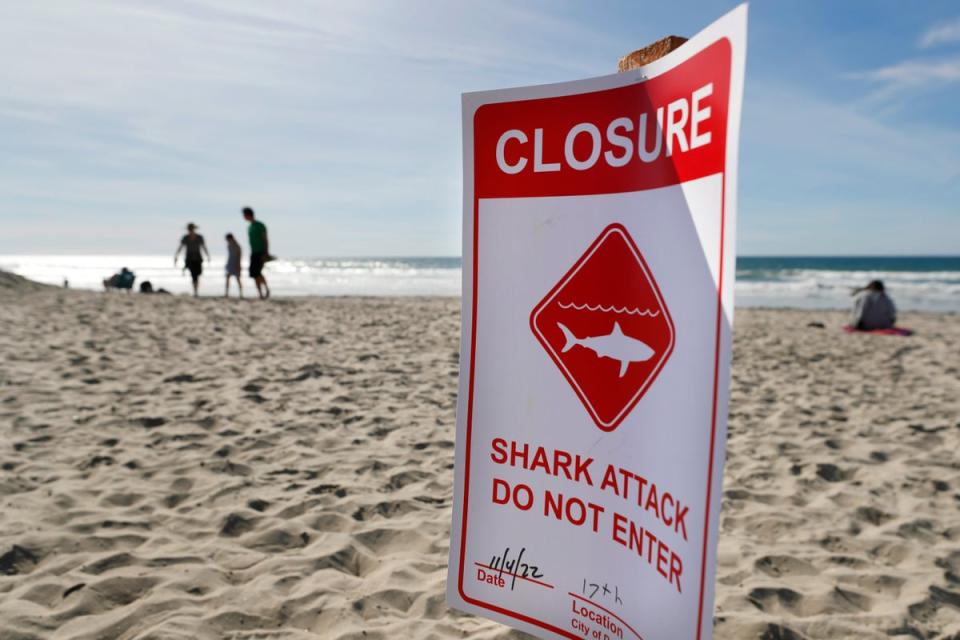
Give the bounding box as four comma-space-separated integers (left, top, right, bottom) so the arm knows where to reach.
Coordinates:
850, 56, 960, 103
745, 82, 960, 187
857, 57, 960, 85
919, 17, 960, 48
852, 16, 960, 97
739, 78, 960, 253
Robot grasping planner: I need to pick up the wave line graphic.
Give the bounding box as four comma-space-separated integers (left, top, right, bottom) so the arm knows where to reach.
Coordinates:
557, 301, 660, 317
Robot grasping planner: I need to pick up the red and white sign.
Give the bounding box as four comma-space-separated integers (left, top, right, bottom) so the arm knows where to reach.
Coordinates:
531, 223, 675, 431
448, 7, 746, 640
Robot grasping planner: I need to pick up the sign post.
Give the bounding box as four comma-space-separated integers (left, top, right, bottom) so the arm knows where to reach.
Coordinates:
448, 6, 747, 639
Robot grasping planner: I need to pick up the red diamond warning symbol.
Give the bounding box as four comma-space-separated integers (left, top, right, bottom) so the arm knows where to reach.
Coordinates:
530, 223, 675, 432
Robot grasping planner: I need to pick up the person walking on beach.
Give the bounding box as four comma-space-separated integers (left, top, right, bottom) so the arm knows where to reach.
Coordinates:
225, 233, 243, 298
174, 223, 210, 297
850, 279, 896, 330
243, 207, 271, 299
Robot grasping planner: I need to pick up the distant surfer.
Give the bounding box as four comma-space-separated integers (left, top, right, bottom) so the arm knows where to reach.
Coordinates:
850, 280, 896, 331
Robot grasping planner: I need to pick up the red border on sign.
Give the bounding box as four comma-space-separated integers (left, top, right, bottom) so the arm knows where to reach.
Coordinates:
529, 223, 676, 432
457, 39, 732, 640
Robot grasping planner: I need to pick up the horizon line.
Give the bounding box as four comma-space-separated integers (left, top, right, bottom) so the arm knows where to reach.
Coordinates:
1, 252, 959, 260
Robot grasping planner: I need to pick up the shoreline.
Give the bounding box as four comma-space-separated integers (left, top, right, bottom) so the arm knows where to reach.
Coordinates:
3, 269, 957, 317
3, 255, 959, 312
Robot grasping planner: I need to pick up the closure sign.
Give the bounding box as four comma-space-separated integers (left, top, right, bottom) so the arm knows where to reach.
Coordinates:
448, 6, 746, 640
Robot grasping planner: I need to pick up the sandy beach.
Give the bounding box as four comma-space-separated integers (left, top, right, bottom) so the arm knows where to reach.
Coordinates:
1, 273, 958, 640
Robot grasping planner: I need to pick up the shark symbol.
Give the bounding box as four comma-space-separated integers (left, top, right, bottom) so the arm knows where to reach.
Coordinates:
557, 321, 654, 378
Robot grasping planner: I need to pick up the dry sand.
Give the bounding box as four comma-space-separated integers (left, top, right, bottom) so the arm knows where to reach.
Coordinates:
0, 272, 958, 639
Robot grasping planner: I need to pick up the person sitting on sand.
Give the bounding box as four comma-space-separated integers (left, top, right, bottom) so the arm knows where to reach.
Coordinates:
174, 223, 210, 298
850, 280, 896, 331
103, 267, 135, 292
225, 233, 243, 298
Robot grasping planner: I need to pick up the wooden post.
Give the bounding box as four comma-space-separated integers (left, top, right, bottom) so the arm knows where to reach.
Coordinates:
618, 35, 687, 72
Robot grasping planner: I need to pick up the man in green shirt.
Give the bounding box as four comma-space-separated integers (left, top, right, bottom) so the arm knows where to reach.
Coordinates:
243, 207, 271, 299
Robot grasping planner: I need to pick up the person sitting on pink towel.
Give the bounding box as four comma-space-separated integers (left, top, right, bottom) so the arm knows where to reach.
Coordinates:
850, 280, 896, 331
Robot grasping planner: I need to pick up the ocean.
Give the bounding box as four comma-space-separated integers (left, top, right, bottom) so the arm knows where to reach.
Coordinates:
735, 256, 960, 312
1, 255, 957, 312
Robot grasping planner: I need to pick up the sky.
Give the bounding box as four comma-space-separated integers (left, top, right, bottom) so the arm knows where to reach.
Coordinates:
1, 1, 958, 257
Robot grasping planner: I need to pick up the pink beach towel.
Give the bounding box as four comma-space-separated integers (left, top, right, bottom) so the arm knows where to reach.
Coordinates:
842, 325, 914, 336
